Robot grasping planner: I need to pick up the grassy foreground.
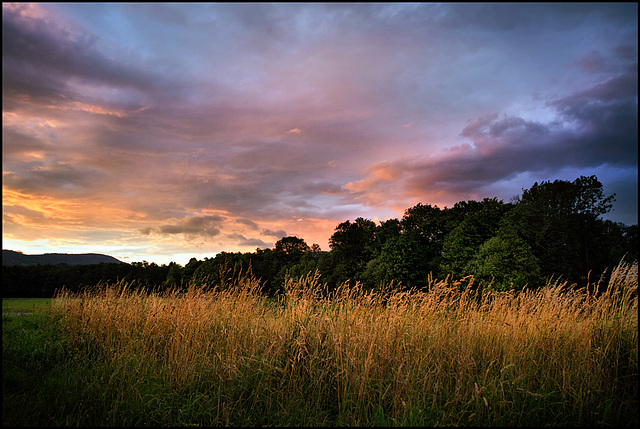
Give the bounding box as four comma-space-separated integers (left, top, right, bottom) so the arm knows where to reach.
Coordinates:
3, 261, 638, 426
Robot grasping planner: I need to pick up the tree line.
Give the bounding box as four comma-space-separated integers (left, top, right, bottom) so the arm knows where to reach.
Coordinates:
3, 176, 637, 298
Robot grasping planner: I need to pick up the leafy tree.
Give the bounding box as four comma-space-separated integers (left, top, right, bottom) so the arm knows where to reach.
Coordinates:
190, 252, 250, 289
285, 251, 331, 286
621, 223, 638, 261
440, 198, 512, 277
181, 257, 202, 285
329, 217, 378, 285
191, 258, 219, 287
402, 203, 445, 240
275, 236, 310, 259
270, 236, 312, 289
582, 220, 638, 286
364, 204, 446, 289
250, 248, 282, 294
360, 218, 403, 288
468, 229, 543, 291
519, 175, 615, 218
164, 262, 184, 288
402, 203, 446, 259
400, 203, 445, 286
504, 175, 617, 285
375, 218, 402, 252
366, 233, 429, 289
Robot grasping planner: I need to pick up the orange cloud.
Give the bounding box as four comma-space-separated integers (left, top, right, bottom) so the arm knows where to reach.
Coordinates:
341, 161, 408, 208
2, 187, 149, 232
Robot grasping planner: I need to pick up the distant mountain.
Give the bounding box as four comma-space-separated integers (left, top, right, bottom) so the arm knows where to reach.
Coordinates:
2, 250, 124, 266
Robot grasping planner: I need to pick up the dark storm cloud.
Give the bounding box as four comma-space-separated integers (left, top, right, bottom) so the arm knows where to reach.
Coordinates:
347, 61, 637, 204
435, 2, 635, 32
466, 66, 637, 171
551, 69, 637, 135
2, 6, 158, 111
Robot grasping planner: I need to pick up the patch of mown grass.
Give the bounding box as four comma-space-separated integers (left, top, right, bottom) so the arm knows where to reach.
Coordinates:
2, 297, 55, 314
2, 311, 71, 426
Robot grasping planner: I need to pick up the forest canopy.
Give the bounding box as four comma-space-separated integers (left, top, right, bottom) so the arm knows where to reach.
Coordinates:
3, 176, 637, 297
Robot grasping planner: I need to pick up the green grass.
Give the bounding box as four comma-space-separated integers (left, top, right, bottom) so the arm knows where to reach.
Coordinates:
2, 261, 638, 426
2, 312, 73, 425
2, 297, 55, 314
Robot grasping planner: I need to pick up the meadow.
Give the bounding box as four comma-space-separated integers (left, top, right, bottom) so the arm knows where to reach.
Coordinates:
2, 260, 638, 426
2, 297, 54, 315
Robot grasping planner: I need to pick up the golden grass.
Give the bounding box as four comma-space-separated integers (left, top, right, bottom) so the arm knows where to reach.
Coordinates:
51, 260, 638, 426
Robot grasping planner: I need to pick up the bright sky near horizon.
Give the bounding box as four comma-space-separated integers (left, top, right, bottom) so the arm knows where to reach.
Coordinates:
2, 3, 638, 265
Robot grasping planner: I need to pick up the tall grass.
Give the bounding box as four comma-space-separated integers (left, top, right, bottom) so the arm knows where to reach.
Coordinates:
45, 260, 637, 426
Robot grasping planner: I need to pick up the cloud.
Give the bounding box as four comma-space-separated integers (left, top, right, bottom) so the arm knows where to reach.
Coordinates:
1, 127, 51, 160
3, 160, 108, 198
575, 50, 609, 75
235, 218, 259, 230
2, 3, 159, 113
261, 228, 287, 239
2, 3, 636, 264
225, 233, 270, 248
145, 215, 226, 238
344, 64, 638, 208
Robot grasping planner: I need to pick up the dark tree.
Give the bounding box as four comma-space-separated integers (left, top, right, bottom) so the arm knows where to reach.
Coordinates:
275, 236, 311, 256
502, 175, 618, 286
329, 217, 378, 285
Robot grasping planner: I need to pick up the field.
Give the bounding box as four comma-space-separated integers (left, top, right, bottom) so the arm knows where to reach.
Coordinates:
2, 297, 54, 315
2, 261, 638, 426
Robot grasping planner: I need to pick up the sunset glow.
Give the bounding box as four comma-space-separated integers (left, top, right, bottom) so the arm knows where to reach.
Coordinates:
3, 3, 637, 265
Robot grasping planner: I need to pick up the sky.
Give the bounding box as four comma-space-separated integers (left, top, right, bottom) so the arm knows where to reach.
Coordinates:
2, 3, 638, 266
